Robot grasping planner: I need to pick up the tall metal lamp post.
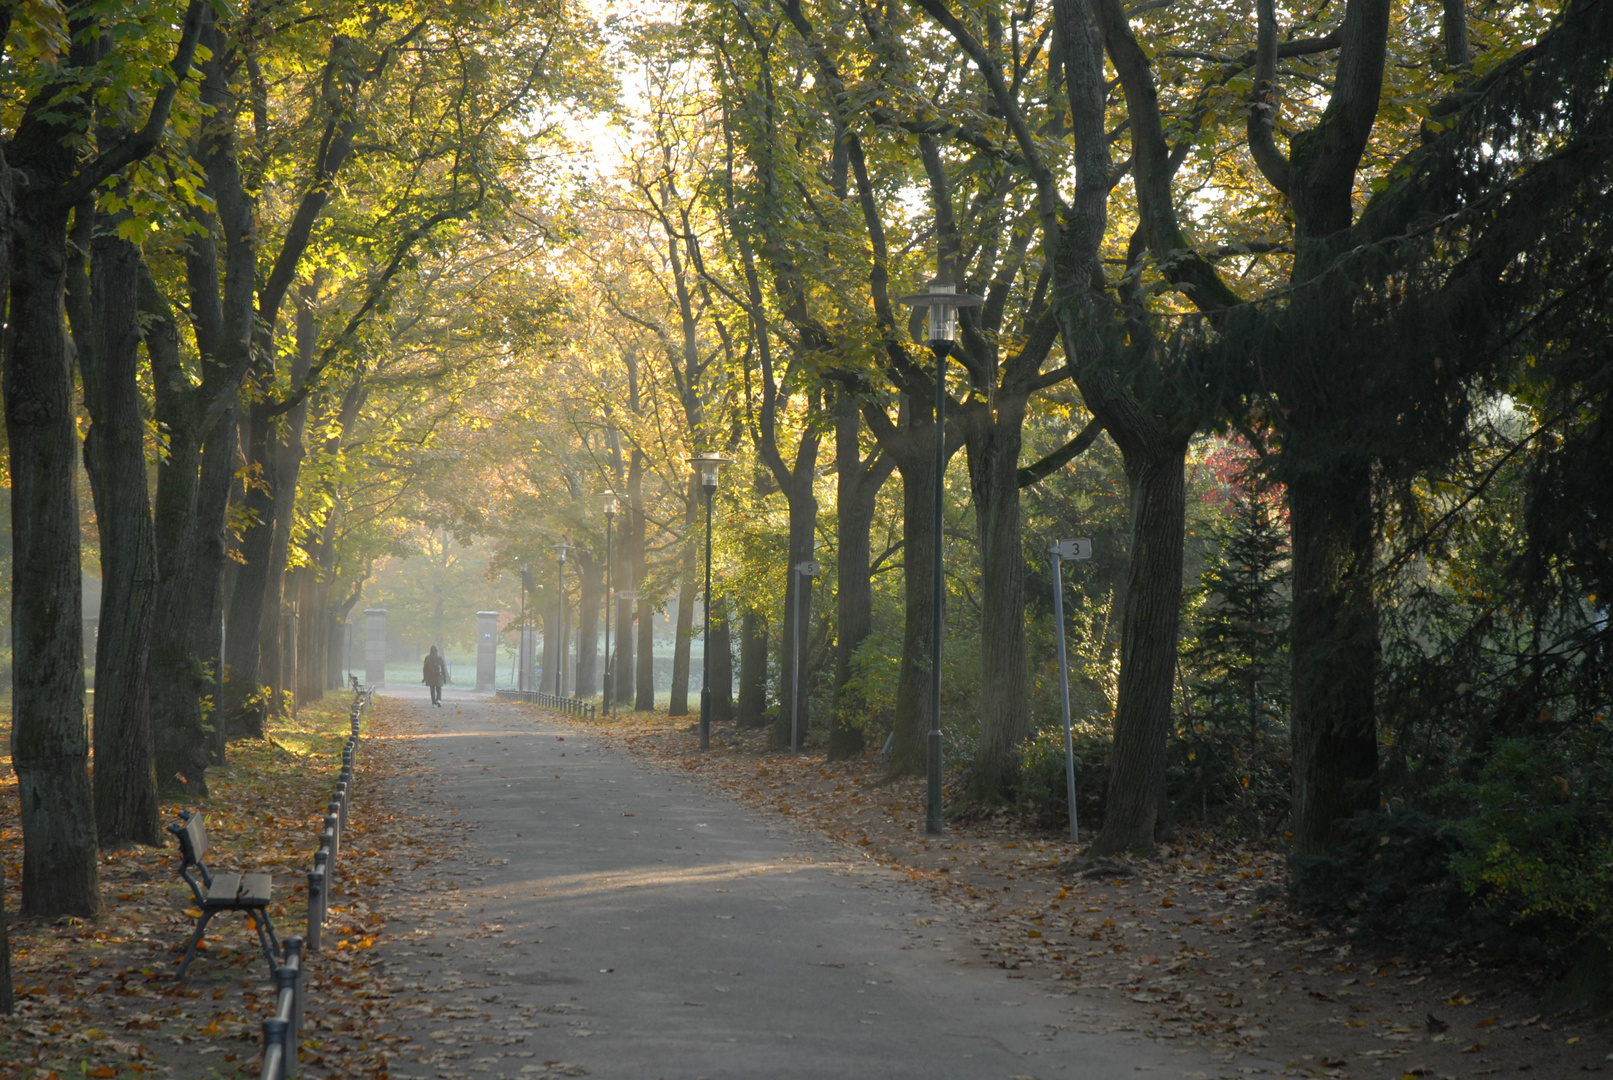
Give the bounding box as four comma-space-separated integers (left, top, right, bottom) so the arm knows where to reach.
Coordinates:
600, 492, 619, 716
900, 275, 981, 835
553, 542, 574, 697
690, 452, 731, 750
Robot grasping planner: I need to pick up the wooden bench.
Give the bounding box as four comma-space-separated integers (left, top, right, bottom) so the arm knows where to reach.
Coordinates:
167, 810, 281, 980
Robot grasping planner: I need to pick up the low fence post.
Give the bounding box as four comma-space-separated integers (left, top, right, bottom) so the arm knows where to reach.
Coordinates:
319, 830, 336, 898
324, 812, 340, 863
278, 937, 302, 1078
306, 867, 324, 951
261, 1017, 287, 1079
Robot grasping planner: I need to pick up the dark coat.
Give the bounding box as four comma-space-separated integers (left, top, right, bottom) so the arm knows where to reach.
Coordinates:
423, 653, 448, 687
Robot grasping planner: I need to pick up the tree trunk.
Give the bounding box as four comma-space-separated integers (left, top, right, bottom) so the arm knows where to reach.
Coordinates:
144, 268, 225, 794
225, 406, 275, 736
298, 520, 336, 702
614, 592, 634, 707
152, 407, 237, 791
4, 170, 101, 919
1092, 444, 1188, 854
736, 465, 773, 729
830, 388, 892, 760
670, 478, 700, 716
617, 372, 646, 709
870, 411, 943, 776
635, 597, 656, 711
576, 550, 601, 697
0, 846, 10, 1013
258, 413, 300, 716
612, 593, 632, 709
295, 564, 326, 703
1442, 0, 1470, 66
737, 609, 769, 727
328, 574, 362, 691
143, 9, 257, 792
328, 613, 348, 690
619, 457, 642, 708
314, 511, 347, 694
548, 590, 567, 695
771, 479, 819, 747
0, 90, 18, 1007
962, 395, 1033, 803
260, 281, 315, 712
710, 599, 734, 726
538, 601, 553, 695
1288, 461, 1379, 853
75, 201, 161, 848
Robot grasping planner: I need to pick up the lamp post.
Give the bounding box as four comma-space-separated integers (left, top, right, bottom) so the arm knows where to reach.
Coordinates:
600, 492, 620, 716
689, 452, 731, 750
900, 275, 982, 835
553, 542, 574, 698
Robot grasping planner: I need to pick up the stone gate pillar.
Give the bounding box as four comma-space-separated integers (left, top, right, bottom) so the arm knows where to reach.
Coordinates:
364, 608, 387, 687
476, 611, 500, 692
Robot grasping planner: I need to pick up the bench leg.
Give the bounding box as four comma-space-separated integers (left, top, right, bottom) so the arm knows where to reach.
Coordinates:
252, 910, 283, 974
176, 910, 218, 981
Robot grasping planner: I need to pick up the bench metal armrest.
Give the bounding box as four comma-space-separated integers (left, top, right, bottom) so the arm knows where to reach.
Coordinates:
178, 865, 208, 907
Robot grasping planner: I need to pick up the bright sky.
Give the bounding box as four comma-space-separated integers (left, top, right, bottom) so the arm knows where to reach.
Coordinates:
566, 0, 680, 182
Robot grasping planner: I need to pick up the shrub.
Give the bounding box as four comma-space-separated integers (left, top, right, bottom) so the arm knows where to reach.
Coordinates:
1015, 717, 1112, 833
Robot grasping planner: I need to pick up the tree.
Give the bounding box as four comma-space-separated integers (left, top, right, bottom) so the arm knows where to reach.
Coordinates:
830, 387, 894, 758
218, 0, 605, 736
4, 0, 204, 915
1210, 0, 1607, 851
701, 12, 831, 747
1184, 462, 1290, 818
1190, 473, 1290, 752
913, 0, 1222, 847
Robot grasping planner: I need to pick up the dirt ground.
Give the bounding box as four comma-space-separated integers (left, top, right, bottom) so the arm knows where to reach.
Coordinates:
0, 695, 467, 1079
588, 709, 1613, 1080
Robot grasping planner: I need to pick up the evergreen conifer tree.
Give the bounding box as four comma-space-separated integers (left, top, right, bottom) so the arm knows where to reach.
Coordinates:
1184, 474, 1291, 815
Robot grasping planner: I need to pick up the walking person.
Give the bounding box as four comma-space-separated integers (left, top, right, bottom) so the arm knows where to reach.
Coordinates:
424, 645, 449, 707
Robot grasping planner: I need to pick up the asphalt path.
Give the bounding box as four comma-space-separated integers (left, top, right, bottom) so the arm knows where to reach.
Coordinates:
366, 687, 1229, 1080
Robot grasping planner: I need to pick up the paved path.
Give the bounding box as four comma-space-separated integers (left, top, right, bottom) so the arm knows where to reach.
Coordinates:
367, 688, 1226, 1080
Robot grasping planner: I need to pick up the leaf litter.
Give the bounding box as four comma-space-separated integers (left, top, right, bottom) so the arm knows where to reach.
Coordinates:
574, 708, 1611, 1080
0, 695, 480, 1079
9, 693, 1605, 1080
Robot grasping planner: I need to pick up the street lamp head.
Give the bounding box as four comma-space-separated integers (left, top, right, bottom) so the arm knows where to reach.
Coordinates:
689, 451, 731, 494
599, 489, 620, 518
899, 277, 983, 348
553, 541, 574, 564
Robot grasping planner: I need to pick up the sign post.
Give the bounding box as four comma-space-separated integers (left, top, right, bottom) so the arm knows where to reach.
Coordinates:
1050, 538, 1092, 843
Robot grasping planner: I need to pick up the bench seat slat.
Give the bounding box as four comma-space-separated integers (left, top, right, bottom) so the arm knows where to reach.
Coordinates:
204, 871, 271, 908
205, 872, 241, 902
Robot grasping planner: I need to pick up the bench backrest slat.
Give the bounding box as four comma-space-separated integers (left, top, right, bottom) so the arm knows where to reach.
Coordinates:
179, 814, 209, 863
